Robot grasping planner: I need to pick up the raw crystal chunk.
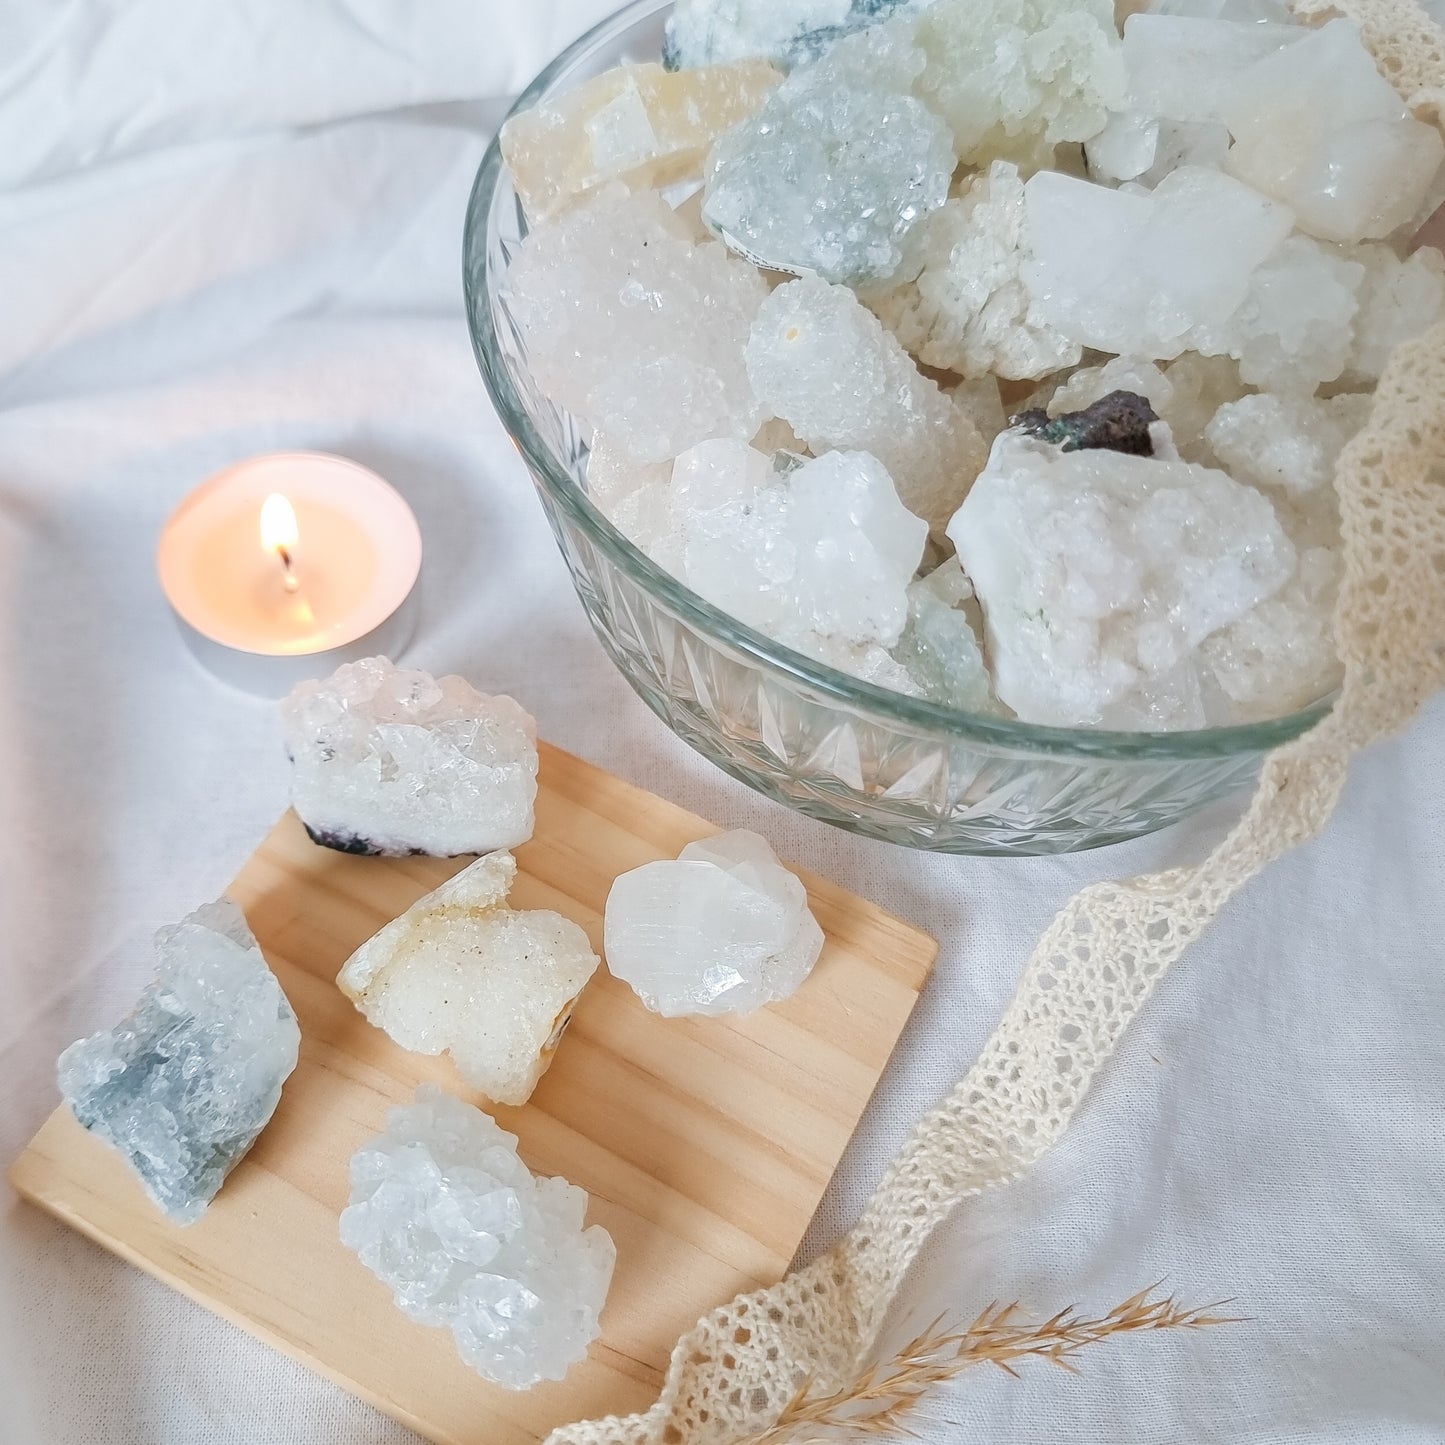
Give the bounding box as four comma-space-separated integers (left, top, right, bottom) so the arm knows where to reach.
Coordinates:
340, 1086, 615, 1389
57, 899, 300, 1225
913, 0, 1126, 171
1224, 19, 1445, 244
946, 428, 1296, 728
664, 0, 929, 70
891, 560, 1002, 711
1048, 356, 1175, 424
282, 657, 538, 859
671, 441, 928, 649
746, 277, 986, 529
1022, 166, 1295, 360
1345, 243, 1445, 382
1200, 546, 1342, 718
1162, 351, 1250, 452
870, 161, 1083, 380
1193, 234, 1362, 394
501, 60, 781, 223
1122, 14, 1301, 126
1204, 392, 1369, 501
586, 432, 671, 516
604, 830, 824, 1016
701, 31, 953, 285
337, 852, 599, 1106
506, 185, 768, 464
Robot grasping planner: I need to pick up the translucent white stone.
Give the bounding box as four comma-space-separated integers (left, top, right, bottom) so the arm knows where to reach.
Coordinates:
913, 0, 1126, 171
1148, 0, 1291, 21
1162, 351, 1250, 455
604, 830, 824, 1016
500, 60, 781, 222
701, 29, 954, 285
57, 899, 300, 1225
664, 0, 928, 70
947, 429, 1296, 727
340, 1086, 615, 1389
586, 432, 671, 516
1224, 19, 1445, 244
1049, 356, 1175, 423
870, 161, 1083, 381
1345, 243, 1445, 382
746, 276, 986, 530
337, 852, 599, 1106
1205, 391, 1369, 500
950, 375, 1009, 449
1194, 234, 1363, 393
891, 560, 1002, 711
506, 185, 768, 464
1201, 545, 1341, 718
1086, 110, 1232, 188
1122, 14, 1301, 126
674, 442, 927, 647
805, 633, 924, 693
282, 657, 538, 859
1022, 166, 1294, 359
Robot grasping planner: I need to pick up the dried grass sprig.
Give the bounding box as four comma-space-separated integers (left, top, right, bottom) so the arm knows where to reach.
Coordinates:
745, 1285, 1243, 1444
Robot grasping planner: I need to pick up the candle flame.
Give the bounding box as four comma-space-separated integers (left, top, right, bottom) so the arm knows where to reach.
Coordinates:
260, 492, 299, 555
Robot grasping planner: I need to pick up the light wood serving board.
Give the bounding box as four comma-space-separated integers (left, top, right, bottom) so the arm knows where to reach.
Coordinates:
11, 742, 936, 1445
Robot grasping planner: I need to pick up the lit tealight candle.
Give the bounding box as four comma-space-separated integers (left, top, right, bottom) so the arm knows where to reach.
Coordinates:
158, 452, 422, 695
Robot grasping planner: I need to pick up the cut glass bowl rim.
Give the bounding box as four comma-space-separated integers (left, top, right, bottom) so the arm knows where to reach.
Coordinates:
462, 0, 1334, 762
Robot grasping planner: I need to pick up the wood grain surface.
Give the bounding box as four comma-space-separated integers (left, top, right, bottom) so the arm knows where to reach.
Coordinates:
10, 741, 937, 1445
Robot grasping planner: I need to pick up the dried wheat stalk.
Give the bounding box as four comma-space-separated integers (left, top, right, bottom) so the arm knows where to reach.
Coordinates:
744, 1285, 1242, 1443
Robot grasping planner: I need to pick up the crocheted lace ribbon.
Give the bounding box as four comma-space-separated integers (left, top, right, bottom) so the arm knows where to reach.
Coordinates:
549, 7, 1445, 1438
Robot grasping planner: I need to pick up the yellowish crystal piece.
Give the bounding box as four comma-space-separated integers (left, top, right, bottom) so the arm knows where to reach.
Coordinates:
501, 59, 782, 223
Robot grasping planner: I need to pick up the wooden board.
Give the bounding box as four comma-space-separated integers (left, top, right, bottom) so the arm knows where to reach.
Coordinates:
10, 742, 935, 1445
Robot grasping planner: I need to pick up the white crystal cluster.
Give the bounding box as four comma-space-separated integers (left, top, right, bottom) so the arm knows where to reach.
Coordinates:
341, 1086, 615, 1389
338, 851, 600, 1106
605, 830, 824, 1016
282, 657, 538, 858
702, 27, 954, 285
499, 0, 1445, 728
506, 185, 767, 464
58, 899, 300, 1225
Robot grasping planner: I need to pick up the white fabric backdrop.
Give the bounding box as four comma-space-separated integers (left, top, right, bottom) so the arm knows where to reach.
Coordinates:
1, 3, 1442, 1441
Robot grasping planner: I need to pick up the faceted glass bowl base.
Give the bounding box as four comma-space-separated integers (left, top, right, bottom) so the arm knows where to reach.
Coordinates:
463, 0, 1331, 856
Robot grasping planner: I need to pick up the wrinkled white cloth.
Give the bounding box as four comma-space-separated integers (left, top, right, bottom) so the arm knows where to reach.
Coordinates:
1, 3, 1442, 1443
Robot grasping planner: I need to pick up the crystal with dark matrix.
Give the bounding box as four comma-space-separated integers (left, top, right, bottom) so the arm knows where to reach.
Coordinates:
1012, 389, 1161, 456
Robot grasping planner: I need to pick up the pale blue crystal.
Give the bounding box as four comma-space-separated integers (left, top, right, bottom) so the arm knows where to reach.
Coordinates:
56, 898, 300, 1226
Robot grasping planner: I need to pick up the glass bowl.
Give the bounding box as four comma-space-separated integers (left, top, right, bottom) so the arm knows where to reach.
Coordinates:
462, 0, 1331, 855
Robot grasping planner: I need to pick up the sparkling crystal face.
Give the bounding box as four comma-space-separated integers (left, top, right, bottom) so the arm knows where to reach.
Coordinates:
338, 851, 600, 1106
57, 898, 300, 1225
604, 830, 824, 1016
282, 656, 539, 859
340, 1086, 615, 1389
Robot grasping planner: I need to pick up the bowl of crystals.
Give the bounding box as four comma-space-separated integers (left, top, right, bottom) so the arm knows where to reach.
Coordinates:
463, 0, 1443, 855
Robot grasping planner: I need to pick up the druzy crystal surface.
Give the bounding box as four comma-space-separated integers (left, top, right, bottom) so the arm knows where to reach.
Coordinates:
947, 428, 1296, 727
506, 185, 767, 463
701, 30, 953, 285
57, 899, 300, 1225
282, 657, 538, 859
340, 1086, 615, 1389
338, 852, 599, 1106
913, 0, 1125, 170
500, 59, 781, 223
746, 276, 984, 529
872, 160, 1082, 380
604, 830, 824, 1016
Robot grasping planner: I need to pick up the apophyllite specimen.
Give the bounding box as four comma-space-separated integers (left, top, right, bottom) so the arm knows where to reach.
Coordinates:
340, 1086, 615, 1389
57, 898, 300, 1225
282, 656, 538, 859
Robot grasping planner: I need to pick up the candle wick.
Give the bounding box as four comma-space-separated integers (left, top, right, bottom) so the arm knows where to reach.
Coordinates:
277, 545, 300, 594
